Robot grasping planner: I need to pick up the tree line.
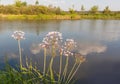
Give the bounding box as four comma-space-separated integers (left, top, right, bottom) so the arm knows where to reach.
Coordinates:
0, 0, 119, 15
0, 0, 61, 15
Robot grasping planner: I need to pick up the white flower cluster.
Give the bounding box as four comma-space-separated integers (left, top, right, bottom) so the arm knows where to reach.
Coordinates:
59, 39, 76, 57
75, 53, 86, 63
63, 50, 74, 57
12, 31, 25, 40
39, 31, 77, 57
64, 39, 76, 51
39, 43, 49, 48
42, 31, 62, 47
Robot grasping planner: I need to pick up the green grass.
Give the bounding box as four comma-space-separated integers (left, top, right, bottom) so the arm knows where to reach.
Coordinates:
0, 13, 119, 20
81, 13, 120, 19
0, 14, 81, 20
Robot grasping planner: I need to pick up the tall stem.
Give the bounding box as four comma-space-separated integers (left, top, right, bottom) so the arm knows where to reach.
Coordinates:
18, 40, 22, 70
50, 57, 54, 83
58, 53, 62, 83
43, 48, 47, 76
66, 63, 81, 84
49, 45, 55, 83
65, 62, 77, 84
62, 56, 69, 82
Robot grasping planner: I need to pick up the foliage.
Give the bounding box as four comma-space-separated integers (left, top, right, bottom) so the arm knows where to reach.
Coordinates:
35, 0, 39, 6
55, 7, 61, 15
15, 0, 27, 7
0, 31, 86, 84
0, 5, 63, 15
103, 6, 111, 14
69, 8, 75, 14
81, 5, 85, 11
90, 5, 99, 14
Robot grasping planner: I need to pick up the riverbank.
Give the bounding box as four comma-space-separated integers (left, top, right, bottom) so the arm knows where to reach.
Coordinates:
0, 14, 120, 20
0, 14, 81, 20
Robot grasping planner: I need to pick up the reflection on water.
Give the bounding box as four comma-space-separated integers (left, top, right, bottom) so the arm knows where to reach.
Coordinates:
78, 43, 107, 56
30, 43, 41, 55
0, 20, 120, 84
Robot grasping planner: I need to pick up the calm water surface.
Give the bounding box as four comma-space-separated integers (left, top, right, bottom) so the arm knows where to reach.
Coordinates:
0, 20, 120, 84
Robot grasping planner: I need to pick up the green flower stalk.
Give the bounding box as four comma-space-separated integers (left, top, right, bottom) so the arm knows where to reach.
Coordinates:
63, 56, 69, 82
43, 48, 47, 76
39, 43, 49, 76
66, 63, 81, 84
18, 40, 22, 69
49, 56, 54, 82
58, 48, 63, 83
49, 45, 56, 83
12, 31, 25, 70
65, 62, 77, 84
66, 53, 86, 84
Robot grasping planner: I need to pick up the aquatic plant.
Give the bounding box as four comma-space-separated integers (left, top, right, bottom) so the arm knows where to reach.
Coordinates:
10, 31, 86, 84
65, 53, 86, 84
61, 39, 76, 83
12, 31, 25, 69
40, 31, 63, 83
38, 32, 86, 84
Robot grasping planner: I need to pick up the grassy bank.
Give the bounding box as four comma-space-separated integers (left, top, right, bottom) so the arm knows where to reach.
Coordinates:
0, 14, 120, 20
0, 14, 81, 20
80, 13, 120, 19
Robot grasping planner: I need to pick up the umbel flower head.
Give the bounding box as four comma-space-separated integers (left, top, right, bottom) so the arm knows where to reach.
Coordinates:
64, 39, 76, 51
75, 53, 86, 64
63, 50, 73, 56
39, 43, 49, 49
59, 39, 76, 57
12, 31, 25, 40
42, 31, 62, 47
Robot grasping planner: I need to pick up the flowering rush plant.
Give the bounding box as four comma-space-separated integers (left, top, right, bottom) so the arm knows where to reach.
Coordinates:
12, 31, 25, 69
11, 31, 86, 84
39, 31, 86, 84
12, 31, 25, 40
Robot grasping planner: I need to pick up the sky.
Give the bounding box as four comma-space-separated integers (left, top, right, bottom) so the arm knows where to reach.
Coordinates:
0, 0, 120, 11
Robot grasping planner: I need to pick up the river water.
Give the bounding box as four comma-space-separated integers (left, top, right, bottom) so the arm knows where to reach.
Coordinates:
0, 20, 120, 84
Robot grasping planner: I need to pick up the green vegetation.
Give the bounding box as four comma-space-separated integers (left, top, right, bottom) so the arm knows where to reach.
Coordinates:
35, 0, 39, 6
0, 13, 119, 20
81, 5, 85, 14
103, 6, 111, 14
90, 5, 99, 14
0, 0, 120, 20
81, 5, 85, 11
0, 31, 86, 84
0, 14, 82, 20
15, 0, 27, 7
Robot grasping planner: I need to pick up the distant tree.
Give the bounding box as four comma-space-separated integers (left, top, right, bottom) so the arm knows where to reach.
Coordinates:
90, 5, 99, 14
22, 1, 27, 6
81, 5, 85, 11
69, 8, 74, 14
14, 0, 27, 7
35, 0, 39, 5
103, 6, 111, 14
55, 7, 61, 14
80, 5, 85, 14
15, 0, 21, 7
69, 4, 75, 14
